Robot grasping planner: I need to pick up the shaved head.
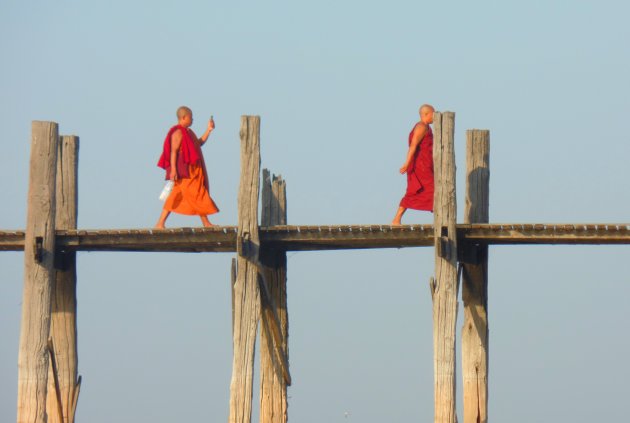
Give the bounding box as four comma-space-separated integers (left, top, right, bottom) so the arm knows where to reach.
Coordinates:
419, 104, 434, 114
177, 106, 192, 119
419, 104, 435, 124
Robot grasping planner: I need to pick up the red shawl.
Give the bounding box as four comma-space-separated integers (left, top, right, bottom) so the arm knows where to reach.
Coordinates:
157, 125, 202, 179
399, 124, 434, 212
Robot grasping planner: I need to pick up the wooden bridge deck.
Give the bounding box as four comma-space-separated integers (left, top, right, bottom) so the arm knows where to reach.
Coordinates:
1, 223, 629, 253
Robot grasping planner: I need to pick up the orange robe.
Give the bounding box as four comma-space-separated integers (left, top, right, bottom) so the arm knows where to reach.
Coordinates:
163, 163, 219, 215
159, 126, 219, 216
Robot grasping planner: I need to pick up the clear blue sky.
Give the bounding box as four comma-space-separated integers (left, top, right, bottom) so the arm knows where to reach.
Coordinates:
1, 1, 629, 422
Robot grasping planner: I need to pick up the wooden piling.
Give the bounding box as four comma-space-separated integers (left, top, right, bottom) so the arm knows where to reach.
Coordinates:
430, 112, 458, 423
259, 169, 289, 423
17, 121, 59, 423
461, 130, 490, 423
229, 116, 262, 423
46, 135, 80, 423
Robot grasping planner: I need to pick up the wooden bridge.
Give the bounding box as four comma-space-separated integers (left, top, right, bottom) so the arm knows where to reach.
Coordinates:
2, 223, 629, 253
6, 115, 630, 423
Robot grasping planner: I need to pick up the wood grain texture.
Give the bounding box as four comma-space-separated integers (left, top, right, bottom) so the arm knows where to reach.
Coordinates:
462, 130, 489, 423
47, 135, 80, 423
2, 224, 628, 253
259, 169, 289, 423
229, 116, 262, 423
18, 121, 59, 423
431, 112, 458, 423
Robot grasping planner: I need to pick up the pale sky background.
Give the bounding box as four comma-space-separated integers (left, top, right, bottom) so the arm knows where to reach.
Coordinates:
1, 1, 629, 422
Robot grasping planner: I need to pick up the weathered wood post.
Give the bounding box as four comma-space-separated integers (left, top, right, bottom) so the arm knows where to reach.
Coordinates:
47, 135, 81, 423
17, 121, 59, 423
259, 169, 289, 423
229, 116, 262, 423
461, 130, 489, 423
430, 111, 458, 423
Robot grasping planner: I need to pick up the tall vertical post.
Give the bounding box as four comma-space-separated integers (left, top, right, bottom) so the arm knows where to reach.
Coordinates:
229, 116, 262, 423
259, 169, 289, 423
47, 135, 81, 423
430, 111, 458, 423
17, 121, 59, 423
462, 130, 490, 423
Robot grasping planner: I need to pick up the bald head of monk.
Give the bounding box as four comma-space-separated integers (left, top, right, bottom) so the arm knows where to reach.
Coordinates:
177, 106, 193, 128
419, 104, 435, 124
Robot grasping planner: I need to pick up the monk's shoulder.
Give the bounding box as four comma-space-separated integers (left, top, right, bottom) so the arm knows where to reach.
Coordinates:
171, 128, 184, 143
414, 122, 428, 135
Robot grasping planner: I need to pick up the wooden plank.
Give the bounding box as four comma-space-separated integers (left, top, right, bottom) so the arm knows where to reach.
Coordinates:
18, 121, 59, 423
462, 224, 630, 244
0, 230, 25, 250
229, 116, 262, 423
58, 227, 238, 252
262, 224, 435, 250
461, 129, 489, 423
431, 111, 458, 423
2, 224, 630, 253
47, 135, 80, 423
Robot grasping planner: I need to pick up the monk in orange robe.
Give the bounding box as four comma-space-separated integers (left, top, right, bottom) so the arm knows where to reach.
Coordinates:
392, 104, 435, 225
155, 106, 219, 228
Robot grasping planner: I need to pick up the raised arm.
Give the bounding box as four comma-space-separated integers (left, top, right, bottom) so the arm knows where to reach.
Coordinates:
169, 129, 183, 180
399, 123, 427, 174
199, 118, 215, 145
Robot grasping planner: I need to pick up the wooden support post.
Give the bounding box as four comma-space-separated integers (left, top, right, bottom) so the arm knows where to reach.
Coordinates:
259, 169, 289, 423
462, 130, 490, 423
430, 112, 458, 423
229, 116, 262, 423
17, 121, 59, 423
47, 135, 81, 423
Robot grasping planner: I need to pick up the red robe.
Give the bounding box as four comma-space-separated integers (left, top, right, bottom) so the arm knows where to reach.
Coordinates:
157, 125, 202, 180
399, 123, 434, 212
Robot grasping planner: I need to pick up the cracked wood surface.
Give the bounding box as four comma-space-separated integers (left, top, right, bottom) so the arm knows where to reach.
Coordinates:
462, 129, 489, 423
1, 224, 629, 252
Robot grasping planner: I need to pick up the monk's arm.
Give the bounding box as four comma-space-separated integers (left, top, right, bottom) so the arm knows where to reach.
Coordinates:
400, 124, 427, 174
199, 118, 215, 145
170, 130, 183, 180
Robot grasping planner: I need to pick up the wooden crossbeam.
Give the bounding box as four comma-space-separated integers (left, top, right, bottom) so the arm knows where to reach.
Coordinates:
462, 223, 630, 244
1, 224, 629, 253
0, 230, 24, 251
262, 224, 435, 250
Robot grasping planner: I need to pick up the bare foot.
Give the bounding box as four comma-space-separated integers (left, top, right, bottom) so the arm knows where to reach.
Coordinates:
202, 221, 214, 227
391, 207, 406, 226
156, 210, 170, 229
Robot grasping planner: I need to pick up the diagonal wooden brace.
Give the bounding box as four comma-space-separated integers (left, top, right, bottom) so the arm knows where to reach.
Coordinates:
258, 273, 292, 386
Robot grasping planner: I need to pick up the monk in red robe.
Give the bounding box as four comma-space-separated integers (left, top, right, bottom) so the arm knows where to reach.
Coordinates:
392, 104, 435, 225
155, 106, 219, 228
